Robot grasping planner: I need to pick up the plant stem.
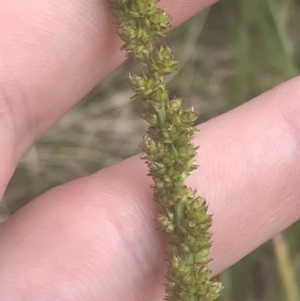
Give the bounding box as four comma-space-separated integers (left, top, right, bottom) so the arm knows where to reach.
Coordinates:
273, 233, 300, 301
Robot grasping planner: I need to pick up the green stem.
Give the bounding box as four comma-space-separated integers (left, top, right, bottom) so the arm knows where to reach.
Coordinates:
157, 106, 166, 127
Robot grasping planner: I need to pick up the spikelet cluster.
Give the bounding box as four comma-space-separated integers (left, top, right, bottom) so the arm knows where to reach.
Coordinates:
109, 0, 223, 300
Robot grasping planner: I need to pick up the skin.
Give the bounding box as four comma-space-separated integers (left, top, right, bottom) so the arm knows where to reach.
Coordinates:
0, 0, 299, 300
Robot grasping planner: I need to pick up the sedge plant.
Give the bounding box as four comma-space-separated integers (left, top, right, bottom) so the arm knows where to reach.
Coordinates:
109, 0, 223, 300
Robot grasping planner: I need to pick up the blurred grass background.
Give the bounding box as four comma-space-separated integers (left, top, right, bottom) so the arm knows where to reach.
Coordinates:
1, 0, 300, 300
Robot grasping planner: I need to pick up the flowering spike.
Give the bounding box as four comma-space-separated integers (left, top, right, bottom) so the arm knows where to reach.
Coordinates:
109, 0, 223, 300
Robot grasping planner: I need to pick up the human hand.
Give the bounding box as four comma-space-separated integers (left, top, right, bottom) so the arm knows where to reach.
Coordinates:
0, 0, 300, 300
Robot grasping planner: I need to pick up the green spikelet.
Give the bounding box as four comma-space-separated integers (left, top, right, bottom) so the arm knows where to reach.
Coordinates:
109, 0, 223, 300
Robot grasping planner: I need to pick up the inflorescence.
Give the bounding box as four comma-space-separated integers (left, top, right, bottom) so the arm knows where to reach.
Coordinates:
109, 0, 223, 300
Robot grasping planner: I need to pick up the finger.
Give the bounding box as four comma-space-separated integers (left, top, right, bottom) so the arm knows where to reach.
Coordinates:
0, 0, 217, 198
0, 76, 299, 300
